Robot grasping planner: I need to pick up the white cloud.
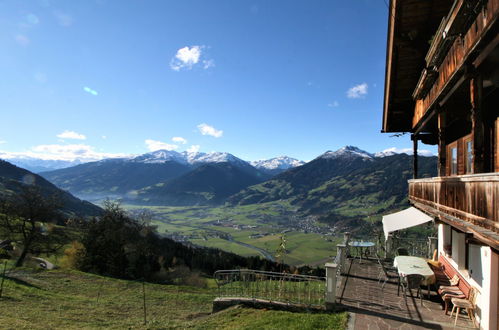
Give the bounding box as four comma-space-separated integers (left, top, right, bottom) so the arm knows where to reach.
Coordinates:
328, 101, 339, 108
202, 59, 215, 69
0, 140, 6, 144
0, 144, 128, 161
145, 139, 178, 151
187, 145, 200, 153
169, 45, 214, 71
197, 123, 223, 138
347, 83, 368, 99
102, 135, 107, 139
377, 147, 435, 157
172, 136, 187, 144
53, 10, 73, 27
57, 130, 86, 140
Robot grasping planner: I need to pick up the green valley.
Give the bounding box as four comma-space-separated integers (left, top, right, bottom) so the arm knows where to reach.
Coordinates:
124, 202, 342, 266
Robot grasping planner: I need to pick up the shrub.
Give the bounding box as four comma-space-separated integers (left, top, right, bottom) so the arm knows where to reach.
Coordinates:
60, 241, 86, 269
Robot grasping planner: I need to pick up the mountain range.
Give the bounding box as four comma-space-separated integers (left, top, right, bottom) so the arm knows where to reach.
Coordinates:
40, 150, 304, 204
38, 146, 437, 216
228, 146, 437, 230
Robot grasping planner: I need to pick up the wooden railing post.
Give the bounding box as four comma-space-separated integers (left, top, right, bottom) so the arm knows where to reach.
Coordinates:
336, 244, 347, 274
325, 262, 337, 309
343, 232, 351, 258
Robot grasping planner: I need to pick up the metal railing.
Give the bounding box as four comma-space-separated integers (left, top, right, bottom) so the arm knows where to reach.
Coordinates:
390, 237, 430, 258
214, 269, 326, 307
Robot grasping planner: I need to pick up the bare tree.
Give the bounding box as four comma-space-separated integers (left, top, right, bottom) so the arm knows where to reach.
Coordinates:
0, 186, 66, 267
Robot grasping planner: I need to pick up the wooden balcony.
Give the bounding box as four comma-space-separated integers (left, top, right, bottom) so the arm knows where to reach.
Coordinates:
409, 173, 499, 248
412, 0, 499, 128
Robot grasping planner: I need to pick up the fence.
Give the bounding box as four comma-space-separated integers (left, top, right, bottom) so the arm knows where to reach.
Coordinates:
388, 237, 436, 258
214, 269, 326, 307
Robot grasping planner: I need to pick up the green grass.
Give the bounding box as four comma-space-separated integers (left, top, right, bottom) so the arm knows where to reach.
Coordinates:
191, 238, 260, 257
0, 267, 347, 329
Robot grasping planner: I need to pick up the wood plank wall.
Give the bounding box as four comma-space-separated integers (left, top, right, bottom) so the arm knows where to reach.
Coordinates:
409, 175, 499, 233
496, 118, 499, 172
412, 0, 499, 128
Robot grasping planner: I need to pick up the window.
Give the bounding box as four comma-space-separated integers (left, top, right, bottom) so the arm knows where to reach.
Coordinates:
464, 136, 473, 174
467, 244, 483, 287
451, 147, 458, 175
451, 230, 466, 269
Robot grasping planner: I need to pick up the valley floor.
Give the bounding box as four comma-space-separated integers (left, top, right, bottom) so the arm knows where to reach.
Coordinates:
0, 267, 347, 329
124, 203, 342, 266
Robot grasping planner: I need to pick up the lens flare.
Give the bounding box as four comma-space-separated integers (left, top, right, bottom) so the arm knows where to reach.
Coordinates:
83, 86, 98, 96
22, 174, 36, 185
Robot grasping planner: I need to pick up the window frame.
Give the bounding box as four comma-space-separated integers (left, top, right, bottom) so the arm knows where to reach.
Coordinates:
463, 134, 473, 174
448, 141, 458, 176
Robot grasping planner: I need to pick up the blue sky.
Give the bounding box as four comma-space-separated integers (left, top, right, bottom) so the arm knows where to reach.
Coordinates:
0, 0, 434, 162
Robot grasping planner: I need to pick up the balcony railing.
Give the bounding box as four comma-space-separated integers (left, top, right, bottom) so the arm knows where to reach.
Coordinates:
412, 0, 499, 128
408, 173, 499, 233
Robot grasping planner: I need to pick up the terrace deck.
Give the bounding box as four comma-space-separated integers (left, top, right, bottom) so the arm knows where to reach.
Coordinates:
337, 258, 477, 329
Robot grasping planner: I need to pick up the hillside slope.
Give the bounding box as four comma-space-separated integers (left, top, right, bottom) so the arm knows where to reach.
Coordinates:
228, 152, 437, 229
41, 158, 192, 201
0, 160, 102, 217
0, 268, 347, 329
133, 162, 269, 205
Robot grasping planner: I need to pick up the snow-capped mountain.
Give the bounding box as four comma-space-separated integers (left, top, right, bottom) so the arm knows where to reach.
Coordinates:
185, 151, 249, 166
318, 146, 374, 160
250, 156, 305, 170
374, 150, 398, 157
131, 150, 188, 164
131, 150, 250, 167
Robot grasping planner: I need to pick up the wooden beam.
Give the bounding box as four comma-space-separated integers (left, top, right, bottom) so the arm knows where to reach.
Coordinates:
438, 70, 469, 107
471, 75, 488, 173
411, 201, 499, 251
412, 134, 418, 179
438, 112, 447, 176
472, 33, 499, 68
413, 107, 437, 135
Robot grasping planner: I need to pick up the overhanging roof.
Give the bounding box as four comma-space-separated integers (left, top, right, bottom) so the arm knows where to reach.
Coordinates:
382, 207, 434, 239
382, 0, 454, 133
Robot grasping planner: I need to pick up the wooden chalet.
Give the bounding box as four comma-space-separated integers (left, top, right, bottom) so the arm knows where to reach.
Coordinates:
383, 0, 499, 329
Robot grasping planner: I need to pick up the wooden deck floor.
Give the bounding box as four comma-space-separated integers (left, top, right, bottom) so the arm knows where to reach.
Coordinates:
338, 258, 477, 330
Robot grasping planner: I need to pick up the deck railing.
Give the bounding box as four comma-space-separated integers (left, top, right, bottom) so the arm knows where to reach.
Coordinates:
390, 237, 432, 258
409, 174, 499, 233
214, 269, 326, 307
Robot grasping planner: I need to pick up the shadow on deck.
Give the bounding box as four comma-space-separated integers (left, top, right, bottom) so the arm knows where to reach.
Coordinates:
338, 258, 477, 330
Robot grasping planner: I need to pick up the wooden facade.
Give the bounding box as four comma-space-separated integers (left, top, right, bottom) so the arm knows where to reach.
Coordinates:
383, 0, 499, 248
383, 2, 499, 327
412, 0, 499, 129
409, 174, 499, 250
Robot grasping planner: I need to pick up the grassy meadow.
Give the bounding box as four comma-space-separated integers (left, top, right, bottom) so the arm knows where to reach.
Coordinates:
0, 265, 348, 329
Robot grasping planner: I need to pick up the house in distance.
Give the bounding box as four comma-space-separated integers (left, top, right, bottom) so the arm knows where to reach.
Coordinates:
382, 0, 499, 329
